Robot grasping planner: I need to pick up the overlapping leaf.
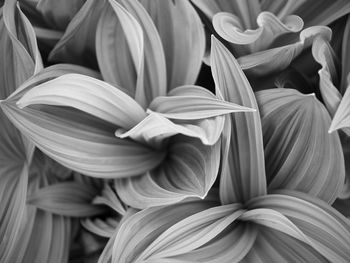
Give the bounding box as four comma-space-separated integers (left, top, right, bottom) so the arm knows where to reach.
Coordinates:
257, 88, 345, 203
211, 36, 266, 204
27, 181, 106, 217
141, 0, 205, 90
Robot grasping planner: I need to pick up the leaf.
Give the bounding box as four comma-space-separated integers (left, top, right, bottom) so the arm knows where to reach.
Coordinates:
242, 227, 328, 262
27, 181, 106, 217
115, 136, 220, 208
100, 0, 167, 107
257, 88, 345, 203
213, 11, 303, 55
210, 36, 266, 204
138, 204, 243, 261
111, 200, 220, 262
340, 15, 350, 94
311, 32, 341, 117
48, 0, 106, 65
294, 0, 350, 27
0, 1, 43, 97
36, 0, 85, 30
0, 165, 28, 263
3, 103, 165, 178
141, 0, 205, 90
237, 26, 334, 76
93, 183, 126, 215
17, 73, 147, 129
96, 0, 141, 95
247, 190, 350, 262
329, 81, 350, 134
82, 217, 118, 238
149, 85, 254, 120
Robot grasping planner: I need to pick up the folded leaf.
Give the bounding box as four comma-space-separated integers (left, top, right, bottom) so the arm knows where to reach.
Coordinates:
247, 191, 350, 262
116, 112, 224, 147
341, 15, 350, 94
27, 181, 106, 217
102, 0, 167, 107
213, 11, 303, 55
211, 36, 267, 204
242, 227, 327, 262
93, 183, 126, 215
82, 217, 118, 238
48, 0, 106, 65
141, 0, 205, 90
149, 85, 254, 120
36, 0, 85, 30
2, 102, 164, 178
115, 136, 220, 208
257, 88, 345, 203
311, 33, 341, 116
294, 0, 350, 27
111, 200, 220, 262
96, 0, 141, 94
0, 165, 28, 263
138, 204, 243, 261
17, 73, 147, 129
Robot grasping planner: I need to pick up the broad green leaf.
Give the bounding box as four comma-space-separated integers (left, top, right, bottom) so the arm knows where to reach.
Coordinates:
247, 191, 350, 262
36, 0, 85, 30
27, 181, 106, 217
257, 88, 345, 203
96, 0, 141, 94
149, 85, 254, 120
210, 36, 266, 204
115, 136, 220, 208
141, 0, 205, 90
213, 11, 303, 55
17, 73, 147, 129
112, 200, 219, 262
48, 0, 106, 65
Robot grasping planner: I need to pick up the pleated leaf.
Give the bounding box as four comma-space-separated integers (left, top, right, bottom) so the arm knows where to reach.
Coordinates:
136, 204, 243, 261
36, 0, 85, 30
247, 190, 350, 262
112, 200, 221, 262
237, 26, 334, 76
294, 0, 350, 27
149, 85, 254, 120
93, 183, 126, 215
98, 0, 167, 107
210, 36, 266, 204
242, 227, 327, 262
311, 32, 341, 116
17, 73, 147, 129
141, 0, 205, 90
96, 0, 142, 94
48, 0, 106, 65
27, 181, 106, 217
257, 88, 345, 203
341, 15, 350, 94
213, 11, 303, 55
115, 136, 220, 208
